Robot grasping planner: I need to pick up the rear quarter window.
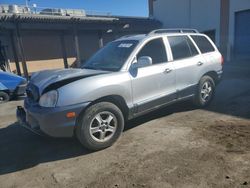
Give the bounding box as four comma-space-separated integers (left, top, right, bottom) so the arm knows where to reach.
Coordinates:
191, 35, 215, 53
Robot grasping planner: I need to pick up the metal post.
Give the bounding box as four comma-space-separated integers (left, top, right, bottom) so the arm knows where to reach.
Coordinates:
60, 33, 69, 68
98, 31, 103, 49
148, 0, 154, 18
73, 26, 81, 68
220, 0, 230, 60
15, 23, 29, 79
10, 31, 21, 75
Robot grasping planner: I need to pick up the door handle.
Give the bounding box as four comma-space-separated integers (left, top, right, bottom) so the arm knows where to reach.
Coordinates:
164, 68, 172, 74
197, 62, 204, 66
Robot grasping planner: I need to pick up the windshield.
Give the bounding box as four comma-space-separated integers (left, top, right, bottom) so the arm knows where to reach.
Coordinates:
82, 40, 138, 71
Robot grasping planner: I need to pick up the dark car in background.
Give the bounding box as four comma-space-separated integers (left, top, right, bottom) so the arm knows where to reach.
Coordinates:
0, 71, 27, 103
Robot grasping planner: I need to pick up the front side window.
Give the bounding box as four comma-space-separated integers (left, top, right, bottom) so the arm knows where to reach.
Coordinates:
82, 40, 138, 71
191, 35, 215, 53
137, 38, 167, 64
168, 36, 198, 60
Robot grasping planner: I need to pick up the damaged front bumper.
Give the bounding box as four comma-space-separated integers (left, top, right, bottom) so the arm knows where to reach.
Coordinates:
16, 100, 90, 137
16, 106, 45, 136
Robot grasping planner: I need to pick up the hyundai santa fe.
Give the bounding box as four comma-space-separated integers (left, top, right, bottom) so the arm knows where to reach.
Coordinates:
17, 29, 223, 151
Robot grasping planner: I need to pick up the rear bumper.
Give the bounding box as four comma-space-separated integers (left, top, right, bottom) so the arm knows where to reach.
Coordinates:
217, 70, 223, 76
16, 100, 90, 137
217, 70, 223, 82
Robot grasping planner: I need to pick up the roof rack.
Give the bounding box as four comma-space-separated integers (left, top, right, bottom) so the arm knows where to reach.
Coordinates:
148, 28, 199, 35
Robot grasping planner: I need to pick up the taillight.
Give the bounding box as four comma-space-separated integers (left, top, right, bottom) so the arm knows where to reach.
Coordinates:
221, 56, 224, 65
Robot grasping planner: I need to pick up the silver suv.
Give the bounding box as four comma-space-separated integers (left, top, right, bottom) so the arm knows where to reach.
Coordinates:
17, 29, 223, 151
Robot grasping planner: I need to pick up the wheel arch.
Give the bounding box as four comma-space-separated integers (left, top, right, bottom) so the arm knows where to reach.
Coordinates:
94, 95, 129, 119
0, 90, 10, 102
0, 89, 10, 96
75, 95, 129, 137
0, 82, 10, 94
78, 95, 129, 122
202, 71, 219, 84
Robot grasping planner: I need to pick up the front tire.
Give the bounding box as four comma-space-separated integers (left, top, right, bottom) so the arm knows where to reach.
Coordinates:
193, 75, 215, 107
76, 102, 124, 151
0, 91, 10, 103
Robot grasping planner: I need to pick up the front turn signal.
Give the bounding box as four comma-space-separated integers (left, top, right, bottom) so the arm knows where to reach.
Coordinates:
66, 112, 76, 118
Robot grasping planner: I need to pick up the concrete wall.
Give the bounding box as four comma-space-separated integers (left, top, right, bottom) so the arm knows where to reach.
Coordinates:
190, 0, 221, 46
152, 0, 250, 60
153, 0, 190, 28
153, 0, 221, 46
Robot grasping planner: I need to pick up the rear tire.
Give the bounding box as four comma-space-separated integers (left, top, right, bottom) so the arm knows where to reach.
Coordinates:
0, 91, 10, 103
193, 75, 215, 107
76, 102, 124, 151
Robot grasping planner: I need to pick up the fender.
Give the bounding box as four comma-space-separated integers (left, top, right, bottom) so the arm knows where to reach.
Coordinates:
0, 82, 8, 91
56, 71, 133, 108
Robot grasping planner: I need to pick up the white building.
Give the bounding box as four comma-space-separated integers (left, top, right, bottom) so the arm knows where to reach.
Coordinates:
149, 0, 250, 61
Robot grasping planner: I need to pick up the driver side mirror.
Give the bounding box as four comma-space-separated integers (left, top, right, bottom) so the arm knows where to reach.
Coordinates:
132, 56, 152, 69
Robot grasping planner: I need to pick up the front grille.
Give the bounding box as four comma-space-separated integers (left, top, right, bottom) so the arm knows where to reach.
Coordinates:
26, 84, 40, 102
16, 84, 27, 95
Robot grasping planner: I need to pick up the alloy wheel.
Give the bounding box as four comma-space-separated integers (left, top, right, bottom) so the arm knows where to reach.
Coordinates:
89, 111, 117, 143
201, 81, 212, 102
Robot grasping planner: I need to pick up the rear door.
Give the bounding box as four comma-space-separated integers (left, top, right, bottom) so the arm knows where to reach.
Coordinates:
167, 35, 204, 98
130, 37, 176, 114
190, 35, 217, 63
190, 35, 222, 73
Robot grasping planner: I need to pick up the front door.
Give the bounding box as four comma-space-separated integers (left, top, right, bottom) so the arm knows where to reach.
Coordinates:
130, 37, 176, 114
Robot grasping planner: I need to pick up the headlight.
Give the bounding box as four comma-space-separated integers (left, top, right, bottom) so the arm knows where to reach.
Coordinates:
39, 90, 58, 107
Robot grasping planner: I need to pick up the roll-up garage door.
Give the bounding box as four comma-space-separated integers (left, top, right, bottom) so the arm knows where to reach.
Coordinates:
234, 10, 250, 60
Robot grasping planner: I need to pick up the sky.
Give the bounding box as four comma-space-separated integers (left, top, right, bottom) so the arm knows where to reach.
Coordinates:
1, 0, 149, 17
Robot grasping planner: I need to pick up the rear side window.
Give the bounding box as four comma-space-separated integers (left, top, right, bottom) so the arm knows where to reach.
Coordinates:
168, 36, 198, 60
137, 38, 167, 64
191, 35, 215, 53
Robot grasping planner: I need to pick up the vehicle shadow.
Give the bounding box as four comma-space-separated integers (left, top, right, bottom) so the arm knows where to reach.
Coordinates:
0, 123, 89, 175
207, 64, 250, 120
125, 101, 196, 131
0, 101, 195, 175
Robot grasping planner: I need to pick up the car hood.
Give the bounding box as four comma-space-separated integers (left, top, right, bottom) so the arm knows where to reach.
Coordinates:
30, 68, 109, 94
0, 71, 26, 91
0, 71, 26, 81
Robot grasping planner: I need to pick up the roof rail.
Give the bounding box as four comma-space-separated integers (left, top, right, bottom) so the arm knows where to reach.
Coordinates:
148, 28, 199, 35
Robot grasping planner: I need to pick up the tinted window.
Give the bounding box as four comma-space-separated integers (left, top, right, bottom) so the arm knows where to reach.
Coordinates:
191, 35, 215, 53
137, 38, 167, 64
168, 36, 195, 60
